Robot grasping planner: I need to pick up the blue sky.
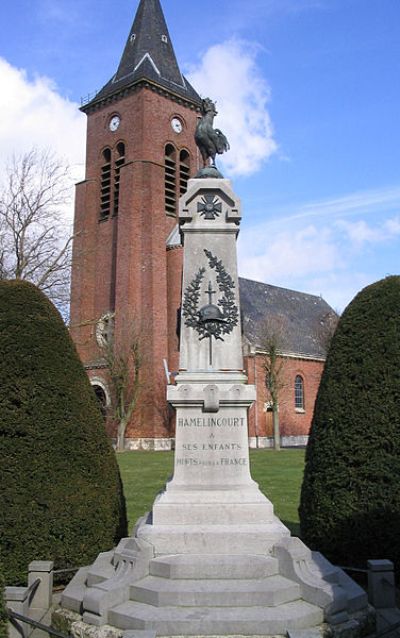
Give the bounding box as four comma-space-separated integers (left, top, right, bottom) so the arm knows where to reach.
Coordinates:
0, 0, 399, 311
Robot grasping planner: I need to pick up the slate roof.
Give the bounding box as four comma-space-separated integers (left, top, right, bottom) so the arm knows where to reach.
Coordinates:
83, 0, 201, 111
167, 224, 335, 359
239, 277, 336, 359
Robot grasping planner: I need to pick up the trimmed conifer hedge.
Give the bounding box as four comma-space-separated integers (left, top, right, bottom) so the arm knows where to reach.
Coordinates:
0, 568, 7, 638
299, 276, 400, 573
0, 281, 127, 585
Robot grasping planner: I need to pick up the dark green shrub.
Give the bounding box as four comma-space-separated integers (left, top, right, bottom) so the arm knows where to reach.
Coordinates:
0, 568, 8, 638
0, 281, 127, 585
299, 276, 400, 573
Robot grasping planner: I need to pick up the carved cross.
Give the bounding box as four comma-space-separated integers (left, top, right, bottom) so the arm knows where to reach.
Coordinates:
206, 281, 216, 305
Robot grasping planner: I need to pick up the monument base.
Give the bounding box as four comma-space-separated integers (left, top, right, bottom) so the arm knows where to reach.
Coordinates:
58, 175, 371, 637
59, 382, 370, 636
59, 517, 370, 637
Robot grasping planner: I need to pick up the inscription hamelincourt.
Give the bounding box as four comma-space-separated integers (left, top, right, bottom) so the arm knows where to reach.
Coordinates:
175, 413, 247, 469
177, 416, 245, 428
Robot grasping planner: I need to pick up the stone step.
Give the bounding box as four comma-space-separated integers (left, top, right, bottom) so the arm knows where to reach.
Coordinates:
155, 487, 270, 504
149, 554, 279, 580
137, 522, 290, 555
152, 502, 274, 525
108, 599, 324, 636
130, 574, 300, 607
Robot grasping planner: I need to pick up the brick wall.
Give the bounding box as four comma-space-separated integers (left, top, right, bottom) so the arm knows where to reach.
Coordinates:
246, 353, 324, 439
70, 84, 326, 446
70, 85, 200, 440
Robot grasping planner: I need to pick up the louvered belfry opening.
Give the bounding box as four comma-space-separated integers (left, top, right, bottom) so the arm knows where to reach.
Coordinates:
179, 150, 190, 196
99, 145, 126, 221
100, 148, 112, 220
114, 142, 126, 216
165, 144, 177, 216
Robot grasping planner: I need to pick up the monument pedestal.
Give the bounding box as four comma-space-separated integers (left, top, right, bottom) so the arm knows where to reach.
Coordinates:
59, 178, 370, 637
138, 370, 289, 556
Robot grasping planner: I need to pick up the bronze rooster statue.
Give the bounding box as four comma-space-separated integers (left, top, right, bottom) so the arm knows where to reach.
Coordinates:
195, 98, 230, 175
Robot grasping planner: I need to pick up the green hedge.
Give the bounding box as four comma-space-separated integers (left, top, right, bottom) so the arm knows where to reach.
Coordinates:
0, 281, 127, 585
0, 568, 7, 638
299, 276, 400, 573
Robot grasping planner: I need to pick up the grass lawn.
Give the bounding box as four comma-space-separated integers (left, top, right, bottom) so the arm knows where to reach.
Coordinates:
117, 449, 305, 537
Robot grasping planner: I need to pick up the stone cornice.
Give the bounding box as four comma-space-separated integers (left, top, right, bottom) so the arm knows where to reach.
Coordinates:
81, 80, 202, 116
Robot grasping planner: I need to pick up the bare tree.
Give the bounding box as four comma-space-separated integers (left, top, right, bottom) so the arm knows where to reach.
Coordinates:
0, 148, 73, 310
102, 323, 143, 452
259, 315, 288, 451
317, 310, 340, 354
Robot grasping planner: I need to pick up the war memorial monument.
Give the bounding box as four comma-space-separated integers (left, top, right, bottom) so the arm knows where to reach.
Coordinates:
58, 100, 370, 637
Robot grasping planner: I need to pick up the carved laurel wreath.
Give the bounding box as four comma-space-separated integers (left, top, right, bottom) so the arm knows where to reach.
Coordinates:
182, 249, 238, 341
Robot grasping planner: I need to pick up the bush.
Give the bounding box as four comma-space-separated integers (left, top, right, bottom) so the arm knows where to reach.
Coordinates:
0, 568, 7, 638
299, 276, 400, 573
0, 281, 127, 585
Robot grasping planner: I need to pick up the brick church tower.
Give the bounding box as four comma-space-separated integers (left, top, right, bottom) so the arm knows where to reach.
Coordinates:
70, 0, 202, 448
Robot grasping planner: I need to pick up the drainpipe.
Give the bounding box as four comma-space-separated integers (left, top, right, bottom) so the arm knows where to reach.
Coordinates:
253, 349, 259, 447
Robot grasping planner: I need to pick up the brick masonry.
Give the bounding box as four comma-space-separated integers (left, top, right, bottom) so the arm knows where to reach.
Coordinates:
246, 354, 324, 441
70, 85, 201, 440
70, 83, 325, 447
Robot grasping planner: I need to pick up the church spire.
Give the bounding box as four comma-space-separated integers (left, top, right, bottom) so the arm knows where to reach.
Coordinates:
116, 0, 183, 87
84, 0, 201, 111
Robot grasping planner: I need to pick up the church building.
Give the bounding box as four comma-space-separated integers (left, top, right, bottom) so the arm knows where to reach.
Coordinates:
69, 0, 336, 449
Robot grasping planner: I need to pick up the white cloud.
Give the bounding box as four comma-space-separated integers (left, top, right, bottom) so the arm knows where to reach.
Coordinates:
337, 220, 380, 247
238, 186, 400, 311
0, 57, 85, 189
186, 40, 278, 176
270, 186, 400, 226
384, 216, 400, 236
337, 215, 400, 249
237, 219, 377, 312
238, 224, 339, 284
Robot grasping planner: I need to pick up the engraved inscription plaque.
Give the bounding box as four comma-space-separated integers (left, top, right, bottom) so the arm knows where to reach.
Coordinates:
171, 406, 253, 489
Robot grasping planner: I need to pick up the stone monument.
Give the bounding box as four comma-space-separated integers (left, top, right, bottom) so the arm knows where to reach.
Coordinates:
58, 101, 371, 638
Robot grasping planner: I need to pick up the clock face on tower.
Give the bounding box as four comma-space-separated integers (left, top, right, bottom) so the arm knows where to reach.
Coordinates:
171, 117, 183, 134
109, 115, 121, 132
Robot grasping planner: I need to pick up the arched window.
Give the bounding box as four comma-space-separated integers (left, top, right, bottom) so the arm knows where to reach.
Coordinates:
100, 148, 112, 220
165, 144, 177, 216
179, 150, 190, 196
113, 142, 125, 216
92, 385, 107, 419
295, 375, 305, 410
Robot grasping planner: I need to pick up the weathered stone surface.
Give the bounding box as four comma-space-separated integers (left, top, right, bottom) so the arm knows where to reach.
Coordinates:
129, 573, 301, 607
155, 179, 285, 552
286, 628, 326, 638
137, 522, 290, 556
123, 632, 156, 638
178, 178, 242, 373
52, 607, 82, 634
52, 608, 124, 638
149, 555, 279, 580
108, 599, 323, 635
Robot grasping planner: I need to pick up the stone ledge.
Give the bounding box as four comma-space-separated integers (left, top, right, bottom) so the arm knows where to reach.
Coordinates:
123, 438, 174, 451
249, 436, 309, 449
52, 608, 293, 638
